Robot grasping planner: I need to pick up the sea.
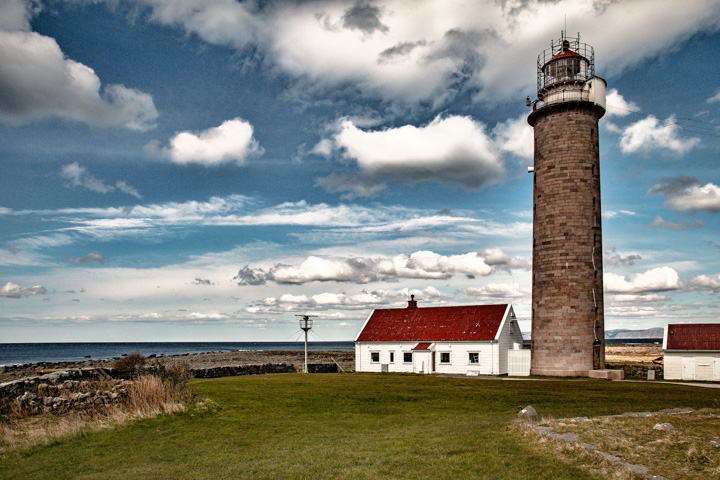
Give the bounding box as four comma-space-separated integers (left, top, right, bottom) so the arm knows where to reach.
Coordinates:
0, 338, 662, 367
0, 342, 355, 366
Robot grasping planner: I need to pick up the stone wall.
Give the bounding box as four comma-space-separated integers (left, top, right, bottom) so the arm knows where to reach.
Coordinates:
606, 363, 664, 380
191, 363, 338, 378
1, 363, 340, 416
0, 368, 129, 416
191, 363, 295, 378
307, 363, 338, 374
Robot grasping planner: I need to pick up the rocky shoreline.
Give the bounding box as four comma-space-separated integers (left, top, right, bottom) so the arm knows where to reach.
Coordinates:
0, 350, 355, 418
0, 349, 356, 384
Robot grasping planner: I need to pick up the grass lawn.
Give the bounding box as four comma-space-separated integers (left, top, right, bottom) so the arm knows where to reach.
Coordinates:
2, 373, 718, 479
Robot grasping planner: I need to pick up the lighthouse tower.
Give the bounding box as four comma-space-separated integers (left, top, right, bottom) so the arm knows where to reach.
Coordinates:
527, 32, 607, 377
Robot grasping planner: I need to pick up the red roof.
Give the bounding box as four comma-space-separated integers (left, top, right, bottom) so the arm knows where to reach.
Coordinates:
356, 304, 509, 342
550, 49, 584, 61
413, 343, 433, 350
665, 323, 720, 350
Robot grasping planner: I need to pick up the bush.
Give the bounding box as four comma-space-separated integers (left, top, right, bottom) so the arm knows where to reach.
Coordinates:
113, 353, 147, 379
151, 360, 193, 388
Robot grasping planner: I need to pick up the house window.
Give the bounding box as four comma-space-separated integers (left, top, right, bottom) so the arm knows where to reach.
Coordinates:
403, 352, 412, 363
469, 352, 479, 364
440, 352, 451, 364
370, 352, 380, 363
389, 352, 395, 363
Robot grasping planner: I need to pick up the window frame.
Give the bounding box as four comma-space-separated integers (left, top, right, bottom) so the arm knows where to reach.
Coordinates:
440, 352, 451, 364
370, 351, 380, 363
389, 351, 395, 363
403, 352, 413, 364
468, 352, 479, 364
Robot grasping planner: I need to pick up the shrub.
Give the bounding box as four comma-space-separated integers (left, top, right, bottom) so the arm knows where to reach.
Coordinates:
113, 352, 147, 379
160, 362, 193, 388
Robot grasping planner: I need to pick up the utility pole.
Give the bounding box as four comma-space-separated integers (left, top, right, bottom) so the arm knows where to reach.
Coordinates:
296, 314, 318, 373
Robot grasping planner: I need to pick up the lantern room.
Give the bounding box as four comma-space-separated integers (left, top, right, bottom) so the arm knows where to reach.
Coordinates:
532, 31, 606, 110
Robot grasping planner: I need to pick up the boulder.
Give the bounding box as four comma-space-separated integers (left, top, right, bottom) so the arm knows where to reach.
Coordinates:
517, 405, 539, 422
653, 422, 675, 433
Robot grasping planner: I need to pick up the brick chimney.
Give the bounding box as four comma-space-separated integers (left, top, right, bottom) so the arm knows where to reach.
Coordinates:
407, 294, 417, 310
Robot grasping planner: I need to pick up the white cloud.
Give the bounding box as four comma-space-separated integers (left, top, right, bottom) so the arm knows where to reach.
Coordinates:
603, 210, 636, 219
187, 312, 230, 321
604, 247, 642, 266
604, 266, 683, 293
130, 0, 720, 109
235, 248, 527, 286
707, 89, 720, 104
259, 286, 446, 310
145, 118, 263, 166
610, 293, 670, 303
311, 138, 333, 157
649, 176, 720, 214
60, 163, 142, 199
2, 195, 507, 247
66, 251, 105, 265
317, 115, 505, 197
650, 215, 705, 230
605, 88, 639, 117
689, 273, 720, 291
462, 283, 529, 301
619, 116, 700, 154
0, 0, 33, 31
0, 281, 47, 298
492, 114, 534, 162
0, 19, 157, 129
143, 0, 260, 50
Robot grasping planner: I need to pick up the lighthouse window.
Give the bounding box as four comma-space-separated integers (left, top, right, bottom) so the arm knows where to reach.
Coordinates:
545, 57, 582, 82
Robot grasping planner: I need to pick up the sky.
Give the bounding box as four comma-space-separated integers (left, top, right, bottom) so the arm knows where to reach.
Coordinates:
2, 0, 720, 343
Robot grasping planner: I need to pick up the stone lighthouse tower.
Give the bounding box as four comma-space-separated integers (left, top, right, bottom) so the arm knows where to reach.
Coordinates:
527, 32, 607, 377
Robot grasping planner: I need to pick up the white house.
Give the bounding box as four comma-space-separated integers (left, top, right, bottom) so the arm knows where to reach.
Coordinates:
354, 297, 524, 375
663, 323, 720, 381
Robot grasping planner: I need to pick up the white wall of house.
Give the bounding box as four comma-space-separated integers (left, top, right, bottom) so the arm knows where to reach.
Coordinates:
496, 309, 524, 373
356, 341, 498, 374
664, 351, 720, 381
508, 349, 531, 376
355, 305, 525, 376
355, 315, 524, 375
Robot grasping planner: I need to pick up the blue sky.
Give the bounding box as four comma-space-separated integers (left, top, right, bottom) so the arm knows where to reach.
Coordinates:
2, 0, 720, 343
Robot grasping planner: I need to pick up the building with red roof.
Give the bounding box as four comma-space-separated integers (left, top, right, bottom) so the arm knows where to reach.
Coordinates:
663, 323, 720, 381
354, 296, 525, 375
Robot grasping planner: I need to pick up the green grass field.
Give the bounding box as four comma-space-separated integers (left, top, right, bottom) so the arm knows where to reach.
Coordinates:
2, 373, 718, 479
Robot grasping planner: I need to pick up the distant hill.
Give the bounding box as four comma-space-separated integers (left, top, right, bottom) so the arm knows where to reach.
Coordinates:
605, 327, 664, 339
522, 327, 663, 341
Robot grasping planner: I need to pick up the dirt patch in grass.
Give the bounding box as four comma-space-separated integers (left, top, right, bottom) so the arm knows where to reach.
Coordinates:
604, 344, 663, 365
528, 409, 720, 480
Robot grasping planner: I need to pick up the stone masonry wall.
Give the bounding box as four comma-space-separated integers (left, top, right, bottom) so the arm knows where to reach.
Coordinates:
1, 363, 338, 417
529, 102, 606, 376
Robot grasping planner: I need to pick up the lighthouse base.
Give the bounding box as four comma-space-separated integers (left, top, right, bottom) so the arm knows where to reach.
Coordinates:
530, 367, 591, 377
529, 368, 624, 379
587, 369, 625, 380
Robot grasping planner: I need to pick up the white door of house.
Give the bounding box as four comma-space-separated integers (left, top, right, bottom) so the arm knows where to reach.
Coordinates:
682, 357, 695, 380
413, 351, 431, 374
714, 358, 720, 381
